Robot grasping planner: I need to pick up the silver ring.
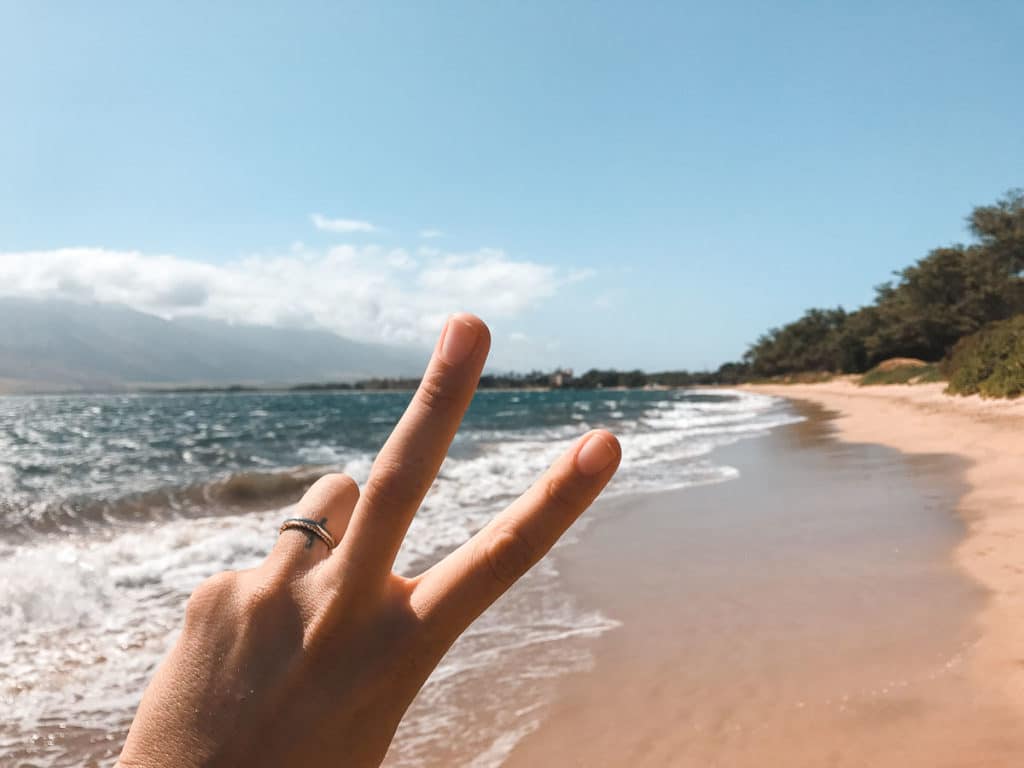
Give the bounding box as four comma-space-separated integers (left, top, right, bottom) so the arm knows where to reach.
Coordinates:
279, 517, 336, 549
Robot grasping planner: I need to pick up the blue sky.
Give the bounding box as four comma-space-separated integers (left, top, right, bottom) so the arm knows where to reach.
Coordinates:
1, 1, 1022, 371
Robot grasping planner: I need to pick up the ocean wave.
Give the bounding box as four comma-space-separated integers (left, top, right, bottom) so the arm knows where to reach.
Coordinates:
0, 466, 350, 541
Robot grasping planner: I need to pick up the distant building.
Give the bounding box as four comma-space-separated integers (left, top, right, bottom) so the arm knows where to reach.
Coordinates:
550, 368, 573, 388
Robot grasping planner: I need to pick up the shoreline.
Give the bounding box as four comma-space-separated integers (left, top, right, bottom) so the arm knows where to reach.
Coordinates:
501, 388, 1024, 766
746, 381, 1024, 719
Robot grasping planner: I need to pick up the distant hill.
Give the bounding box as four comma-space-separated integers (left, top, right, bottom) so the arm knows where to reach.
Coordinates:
0, 298, 428, 392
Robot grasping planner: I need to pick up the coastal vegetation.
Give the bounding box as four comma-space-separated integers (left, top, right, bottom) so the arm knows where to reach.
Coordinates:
945, 315, 1024, 398
291, 367, 744, 392
742, 190, 1024, 396
858, 360, 943, 387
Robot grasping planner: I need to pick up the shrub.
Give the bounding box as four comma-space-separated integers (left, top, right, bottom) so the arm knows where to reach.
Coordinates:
945, 315, 1024, 398
859, 360, 944, 386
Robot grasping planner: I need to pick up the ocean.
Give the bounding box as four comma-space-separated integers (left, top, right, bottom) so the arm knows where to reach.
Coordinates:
0, 387, 799, 766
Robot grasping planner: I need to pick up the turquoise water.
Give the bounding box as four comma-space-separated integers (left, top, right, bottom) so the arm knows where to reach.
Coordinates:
0, 388, 798, 766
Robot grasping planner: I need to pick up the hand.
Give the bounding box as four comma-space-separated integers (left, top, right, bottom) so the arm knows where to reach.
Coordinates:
118, 314, 621, 768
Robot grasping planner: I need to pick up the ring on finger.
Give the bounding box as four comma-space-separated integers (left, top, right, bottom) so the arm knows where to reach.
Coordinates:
279, 517, 336, 550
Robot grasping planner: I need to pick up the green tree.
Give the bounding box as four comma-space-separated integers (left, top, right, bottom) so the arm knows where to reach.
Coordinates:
744, 190, 1024, 377
743, 307, 848, 376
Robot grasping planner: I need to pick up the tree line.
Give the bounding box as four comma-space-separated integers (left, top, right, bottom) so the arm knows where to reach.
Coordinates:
741, 190, 1024, 378
290, 367, 747, 391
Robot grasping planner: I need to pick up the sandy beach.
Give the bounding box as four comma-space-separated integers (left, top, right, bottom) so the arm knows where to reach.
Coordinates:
502, 384, 1024, 766
750, 381, 1024, 720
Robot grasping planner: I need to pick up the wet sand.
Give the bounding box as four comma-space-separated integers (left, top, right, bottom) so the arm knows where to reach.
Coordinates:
751, 382, 1024, 733
503, 399, 1024, 766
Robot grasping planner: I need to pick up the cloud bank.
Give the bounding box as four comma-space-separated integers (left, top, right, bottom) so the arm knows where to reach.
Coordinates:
0, 245, 571, 346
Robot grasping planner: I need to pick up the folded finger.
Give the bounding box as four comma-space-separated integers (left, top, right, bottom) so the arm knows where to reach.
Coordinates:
268, 473, 359, 571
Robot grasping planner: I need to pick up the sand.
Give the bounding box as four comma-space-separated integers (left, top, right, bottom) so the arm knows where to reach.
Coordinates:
501, 384, 1024, 766
748, 381, 1024, 718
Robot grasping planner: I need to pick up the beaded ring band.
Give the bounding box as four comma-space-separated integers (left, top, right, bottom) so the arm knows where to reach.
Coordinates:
279, 517, 336, 550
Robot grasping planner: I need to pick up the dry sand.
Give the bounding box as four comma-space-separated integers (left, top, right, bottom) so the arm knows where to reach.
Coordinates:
749, 380, 1024, 717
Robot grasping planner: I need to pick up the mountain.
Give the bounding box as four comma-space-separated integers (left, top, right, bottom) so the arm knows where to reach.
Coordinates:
0, 298, 428, 392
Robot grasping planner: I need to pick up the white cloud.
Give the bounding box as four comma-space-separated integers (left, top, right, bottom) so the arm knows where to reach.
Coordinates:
310, 213, 377, 234
418, 229, 444, 239
0, 245, 568, 347
509, 332, 529, 343
417, 249, 559, 316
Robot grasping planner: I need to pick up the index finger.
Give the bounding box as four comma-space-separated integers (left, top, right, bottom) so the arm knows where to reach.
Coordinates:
410, 429, 621, 650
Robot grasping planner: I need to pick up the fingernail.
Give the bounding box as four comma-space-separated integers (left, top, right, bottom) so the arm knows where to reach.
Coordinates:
440, 315, 479, 365
576, 433, 617, 476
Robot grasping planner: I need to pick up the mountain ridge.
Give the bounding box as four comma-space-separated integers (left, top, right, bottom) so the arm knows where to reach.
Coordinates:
0, 298, 428, 393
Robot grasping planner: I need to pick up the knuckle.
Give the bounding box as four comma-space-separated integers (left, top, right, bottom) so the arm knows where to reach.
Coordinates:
300, 472, 360, 513
415, 371, 460, 413
311, 472, 359, 499
481, 526, 538, 588
364, 459, 420, 511
239, 579, 282, 613
542, 476, 578, 516
235, 571, 300, 631
185, 571, 238, 625
255, 559, 298, 594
